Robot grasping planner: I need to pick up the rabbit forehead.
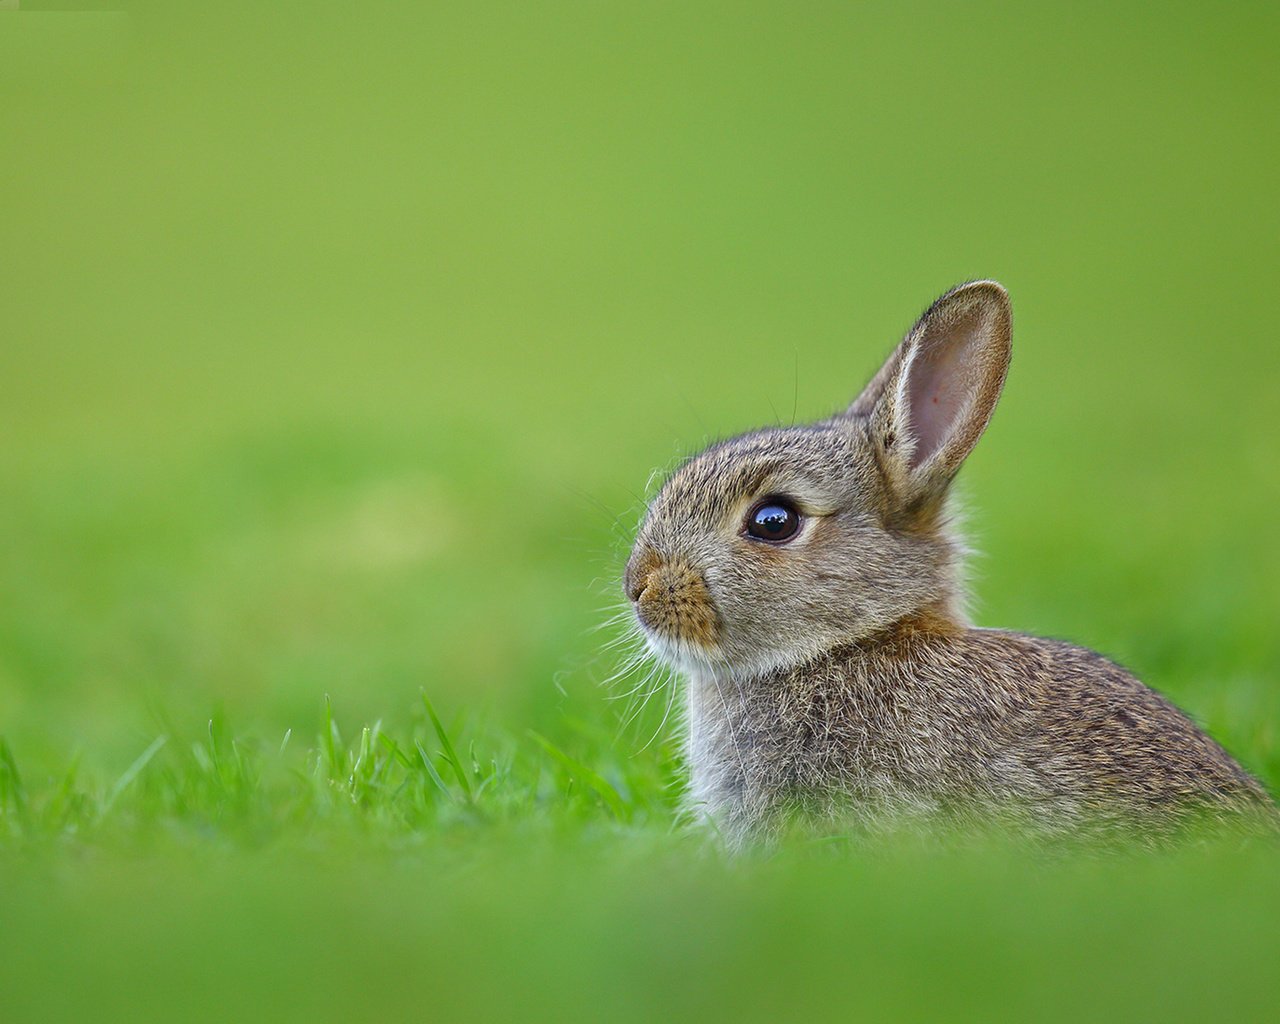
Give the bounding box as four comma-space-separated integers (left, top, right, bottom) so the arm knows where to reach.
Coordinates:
647, 422, 877, 532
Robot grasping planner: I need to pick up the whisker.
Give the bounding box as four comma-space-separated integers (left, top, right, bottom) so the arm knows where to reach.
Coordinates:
635, 668, 680, 754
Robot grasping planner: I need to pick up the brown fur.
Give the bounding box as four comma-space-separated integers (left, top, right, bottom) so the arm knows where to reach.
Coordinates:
686, 623, 1272, 846
624, 281, 1275, 847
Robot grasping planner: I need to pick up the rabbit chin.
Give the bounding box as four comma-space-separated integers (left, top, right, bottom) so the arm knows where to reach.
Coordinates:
639, 624, 823, 682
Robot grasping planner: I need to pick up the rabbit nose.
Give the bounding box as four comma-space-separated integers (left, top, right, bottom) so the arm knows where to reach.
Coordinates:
628, 575, 650, 603
625, 546, 660, 603
630, 559, 721, 646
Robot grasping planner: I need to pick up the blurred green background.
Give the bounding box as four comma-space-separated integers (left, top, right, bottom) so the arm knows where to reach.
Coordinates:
2, 4, 1278, 1022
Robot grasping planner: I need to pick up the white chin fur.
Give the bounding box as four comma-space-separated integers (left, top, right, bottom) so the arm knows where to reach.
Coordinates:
640, 631, 725, 676
640, 627, 824, 682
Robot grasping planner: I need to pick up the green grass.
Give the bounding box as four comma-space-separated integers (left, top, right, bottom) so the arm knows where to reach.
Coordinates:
0, 693, 679, 846
2, 3, 1280, 1021
3, 701, 1280, 1023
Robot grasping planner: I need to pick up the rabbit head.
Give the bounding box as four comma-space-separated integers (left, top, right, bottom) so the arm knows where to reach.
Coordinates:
625, 281, 1012, 679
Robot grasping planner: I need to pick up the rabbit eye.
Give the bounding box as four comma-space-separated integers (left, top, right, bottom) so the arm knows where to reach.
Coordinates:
745, 500, 801, 543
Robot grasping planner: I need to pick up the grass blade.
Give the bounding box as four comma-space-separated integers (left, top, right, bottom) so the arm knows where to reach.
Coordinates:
528, 731, 628, 820
323, 695, 342, 780
377, 733, 415, 770
101, 735, 168, 817
421, 692, 472, 800
414, 740, 454, 799
0, 737, 28, 817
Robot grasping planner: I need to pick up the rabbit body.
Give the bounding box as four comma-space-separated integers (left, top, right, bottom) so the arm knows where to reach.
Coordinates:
687, 621, 1271, 845
625, 281, 1275, 844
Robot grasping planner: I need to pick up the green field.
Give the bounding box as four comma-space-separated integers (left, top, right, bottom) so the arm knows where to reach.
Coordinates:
2, 5, 1279, 1021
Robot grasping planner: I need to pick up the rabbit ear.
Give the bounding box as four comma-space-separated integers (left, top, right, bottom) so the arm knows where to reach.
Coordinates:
852, 281, 1011, 501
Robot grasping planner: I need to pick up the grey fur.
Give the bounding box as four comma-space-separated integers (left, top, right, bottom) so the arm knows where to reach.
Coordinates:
625, 281, 1275, 846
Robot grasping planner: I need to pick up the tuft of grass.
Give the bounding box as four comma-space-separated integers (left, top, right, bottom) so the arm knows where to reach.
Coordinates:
0, 692, 682, 850
2, 697, 1280, 1024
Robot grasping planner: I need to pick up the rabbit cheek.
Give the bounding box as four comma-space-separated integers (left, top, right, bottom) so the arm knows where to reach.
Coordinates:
634, 562, 721, 648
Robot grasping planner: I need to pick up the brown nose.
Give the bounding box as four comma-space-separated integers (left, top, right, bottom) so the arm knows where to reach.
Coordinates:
628, 556, 721, 646
625, 546, 660, 603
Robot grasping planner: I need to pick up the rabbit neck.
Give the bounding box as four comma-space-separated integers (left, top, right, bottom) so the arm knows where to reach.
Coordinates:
682, 605, 967, 845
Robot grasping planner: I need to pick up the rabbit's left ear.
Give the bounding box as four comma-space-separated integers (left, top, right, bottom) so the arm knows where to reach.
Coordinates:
850, 280, 1012, 502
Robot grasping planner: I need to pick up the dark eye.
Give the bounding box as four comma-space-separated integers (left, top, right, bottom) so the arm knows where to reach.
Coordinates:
745, 500, 801, 543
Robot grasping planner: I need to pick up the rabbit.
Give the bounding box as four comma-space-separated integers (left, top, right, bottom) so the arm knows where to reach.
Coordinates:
623, 281, 1275, 847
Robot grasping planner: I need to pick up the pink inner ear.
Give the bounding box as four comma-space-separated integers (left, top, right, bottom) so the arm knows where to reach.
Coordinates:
902, 307, 985, 471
